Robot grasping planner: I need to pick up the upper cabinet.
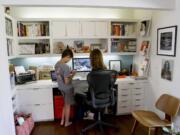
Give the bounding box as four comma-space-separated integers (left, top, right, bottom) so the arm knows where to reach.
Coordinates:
81, 21, 95, 37
95, 21, 108, 37
52, 21, 66, 38
66, 21, 80, 37
52, 21, 80, 38
51, 20, 109, 39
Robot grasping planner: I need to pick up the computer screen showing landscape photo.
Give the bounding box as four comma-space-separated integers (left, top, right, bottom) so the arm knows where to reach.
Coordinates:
73, 58, 91, 72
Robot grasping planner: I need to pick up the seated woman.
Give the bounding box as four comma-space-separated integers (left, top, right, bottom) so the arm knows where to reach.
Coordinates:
75, 49, 107, 119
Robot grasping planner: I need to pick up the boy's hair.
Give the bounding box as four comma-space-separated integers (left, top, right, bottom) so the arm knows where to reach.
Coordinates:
62, 48, 73, 58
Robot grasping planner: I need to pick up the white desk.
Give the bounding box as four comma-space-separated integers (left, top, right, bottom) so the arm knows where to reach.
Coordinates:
16, 77, 149, 121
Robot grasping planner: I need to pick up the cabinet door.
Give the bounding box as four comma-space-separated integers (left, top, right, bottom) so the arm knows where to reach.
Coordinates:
17, 88, 53, 105
81, 21, 95, 36
52, 21, 66, 38
95, 21, 108, 37
19, 104, 54, 122
66, 21, 80, 37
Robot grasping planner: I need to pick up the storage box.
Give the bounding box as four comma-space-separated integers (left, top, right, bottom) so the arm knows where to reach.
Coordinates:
19, 44, 35, 55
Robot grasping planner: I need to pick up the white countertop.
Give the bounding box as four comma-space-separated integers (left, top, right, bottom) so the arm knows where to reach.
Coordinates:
16, 80, 57, 89
16, 76, 148, 90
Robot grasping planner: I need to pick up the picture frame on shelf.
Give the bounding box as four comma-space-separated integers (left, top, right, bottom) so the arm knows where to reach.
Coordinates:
109, 60, 121, 72
74, 40, 84, 53
157, 26, 177, 57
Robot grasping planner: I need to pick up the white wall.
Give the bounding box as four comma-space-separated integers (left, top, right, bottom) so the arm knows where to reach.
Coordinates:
150, 0, 180, 127
1, 0, 175, 10
11, 7, 134, 19
0, 5, 16, 135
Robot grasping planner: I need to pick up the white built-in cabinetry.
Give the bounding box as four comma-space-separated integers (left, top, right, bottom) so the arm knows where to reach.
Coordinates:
17, 80, 55, 122
116, 79, 148, 115
5, 13, 18, 113
7, 18, 138, 59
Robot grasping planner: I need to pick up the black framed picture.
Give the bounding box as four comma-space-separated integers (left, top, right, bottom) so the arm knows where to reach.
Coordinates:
157, 25, 177, 57
109, 60, 121, 72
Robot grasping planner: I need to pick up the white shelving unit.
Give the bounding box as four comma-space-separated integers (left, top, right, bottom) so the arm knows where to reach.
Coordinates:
6, 18, 139, 59
5, 13, 18, 113
5, 13, 17, 57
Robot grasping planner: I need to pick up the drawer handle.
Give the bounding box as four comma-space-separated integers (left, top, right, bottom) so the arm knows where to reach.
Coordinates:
122, 94, 128, 96
35, 104, 40, 106
135, 88, 141, 90
135, 94, 141, 95
121, 100, 127, 102
135, 105, 141, 107
129, 83, 135, 85
33, 88, 39, 90
135, 99, 141, 101
122, 106, 127, 108
121, 89, 128, 91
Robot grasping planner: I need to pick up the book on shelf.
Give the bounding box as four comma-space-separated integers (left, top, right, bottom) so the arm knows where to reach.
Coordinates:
17, 22, 49, 37
111, 23, 135, 36
139, 58, 150, 77
5, 18, 13, 36
140, 20, 151, 37
140, 40, 150, 56
7, 39, 13, 56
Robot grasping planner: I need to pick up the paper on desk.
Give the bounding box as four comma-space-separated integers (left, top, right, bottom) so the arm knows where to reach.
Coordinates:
14, 66, 26, 75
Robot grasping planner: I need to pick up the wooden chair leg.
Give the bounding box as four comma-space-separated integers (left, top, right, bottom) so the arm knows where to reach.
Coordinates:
131, 120, 138, 135
155, 127, 158, 135
148, 128, 156, 135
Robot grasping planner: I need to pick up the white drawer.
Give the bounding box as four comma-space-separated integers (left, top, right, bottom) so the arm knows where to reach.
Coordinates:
132, 105, 144, 111
132, 93, 144, 99
118, 99, 131, 106
19, 103, 54, 122
117, 105, 131, 114
118, 93, 131, 100
118, 88, 130, 95
18, 88, 53, 105
132, 98, 144, 106
132, 87, 144, 94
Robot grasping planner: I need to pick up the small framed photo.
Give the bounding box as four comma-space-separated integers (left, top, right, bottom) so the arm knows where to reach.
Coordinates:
157, 26, 177, 57
161, 59, 174, 81
109, 60, 121, 72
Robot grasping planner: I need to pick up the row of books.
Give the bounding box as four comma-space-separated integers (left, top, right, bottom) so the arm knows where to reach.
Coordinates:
17, 22, 49, 37
111, 39, 136, 52
111, 23, 135, 36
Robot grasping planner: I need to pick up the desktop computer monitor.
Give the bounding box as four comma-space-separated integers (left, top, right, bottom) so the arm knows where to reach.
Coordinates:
72, 58, 91, 72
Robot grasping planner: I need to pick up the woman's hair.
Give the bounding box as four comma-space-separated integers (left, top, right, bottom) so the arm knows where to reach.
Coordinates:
90, 49, 106, 70
62, 48, 73, 58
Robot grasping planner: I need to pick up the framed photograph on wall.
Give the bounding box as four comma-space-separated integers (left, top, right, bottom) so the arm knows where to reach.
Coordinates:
161, 59, 174, 81
157, 25, 177, 57
109, 60, 121, 72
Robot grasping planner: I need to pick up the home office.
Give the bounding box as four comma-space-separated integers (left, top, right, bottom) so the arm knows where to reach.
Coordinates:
1, 0, 180, 135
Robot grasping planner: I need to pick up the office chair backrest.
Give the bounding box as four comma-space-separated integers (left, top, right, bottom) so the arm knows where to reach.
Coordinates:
155, 94, 180, 119
87, 70, 116, 100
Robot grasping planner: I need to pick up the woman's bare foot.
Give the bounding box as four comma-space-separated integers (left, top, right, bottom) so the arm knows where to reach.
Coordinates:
64, 122, 72, 127
60, 120, 64, 126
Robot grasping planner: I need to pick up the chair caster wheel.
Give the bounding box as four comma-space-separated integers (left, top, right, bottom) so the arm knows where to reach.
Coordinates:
80, 131, 85, 135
